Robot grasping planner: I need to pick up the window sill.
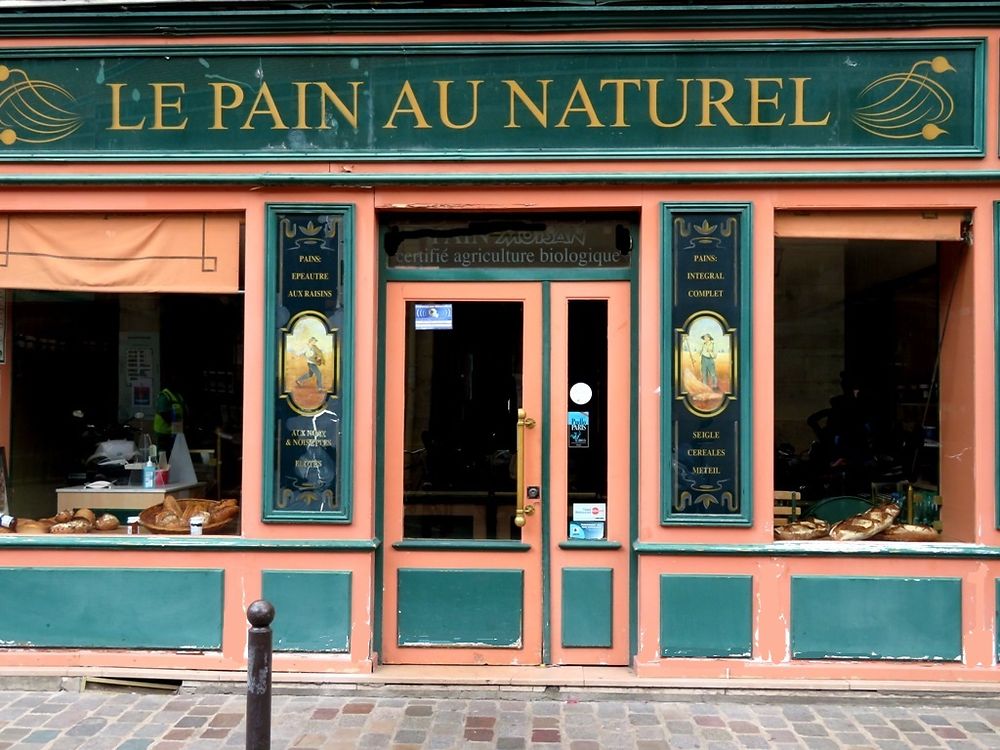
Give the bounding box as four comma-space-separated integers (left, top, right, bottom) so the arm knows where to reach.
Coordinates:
0, 535, 380, 550
634, 540, 1000, 558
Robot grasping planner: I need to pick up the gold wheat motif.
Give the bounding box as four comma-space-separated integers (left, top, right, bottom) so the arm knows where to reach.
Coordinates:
0, 64, 82, 145
853, 56, 956, 141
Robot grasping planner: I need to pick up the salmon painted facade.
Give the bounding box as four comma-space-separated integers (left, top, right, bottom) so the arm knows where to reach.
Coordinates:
0, 2, 997, 686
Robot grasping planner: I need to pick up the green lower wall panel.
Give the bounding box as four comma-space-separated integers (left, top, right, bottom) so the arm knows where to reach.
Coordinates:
262, 570, 351, 653
0, 567, 223, 649
791, 576, 962, 660
397, 568, 523, 647
562, 568, 613, 648
660, 574, 752, 657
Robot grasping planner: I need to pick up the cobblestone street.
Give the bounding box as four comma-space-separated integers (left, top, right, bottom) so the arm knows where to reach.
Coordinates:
1, 687, 1000, 749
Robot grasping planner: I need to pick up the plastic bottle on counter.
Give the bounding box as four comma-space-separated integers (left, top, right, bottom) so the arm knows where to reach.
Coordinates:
0, 514, 16, 531
142, 456, 155, 488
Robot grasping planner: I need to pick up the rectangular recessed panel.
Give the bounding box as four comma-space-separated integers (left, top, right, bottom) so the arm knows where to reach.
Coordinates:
397, 569, 522, 646
660, 574, 752, 657
791, 576, 962, 660
0, 567, 222, 649
263, 570, 351, 652
562, 568, 613, 648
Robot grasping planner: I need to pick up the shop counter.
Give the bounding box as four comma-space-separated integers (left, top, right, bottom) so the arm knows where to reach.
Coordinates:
55, 482, 207, 511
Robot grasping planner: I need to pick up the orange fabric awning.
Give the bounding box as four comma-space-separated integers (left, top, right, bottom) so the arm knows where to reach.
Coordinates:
774, 210, 968, 241
0, 213, 242, 292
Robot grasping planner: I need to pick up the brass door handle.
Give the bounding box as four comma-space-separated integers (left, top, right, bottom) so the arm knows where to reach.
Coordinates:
514, 408, 536, 527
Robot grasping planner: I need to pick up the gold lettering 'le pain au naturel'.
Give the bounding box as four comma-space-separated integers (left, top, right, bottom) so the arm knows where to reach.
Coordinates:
106, 76, 831, 132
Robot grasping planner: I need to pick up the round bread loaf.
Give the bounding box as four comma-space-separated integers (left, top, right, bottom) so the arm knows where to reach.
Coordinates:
72, 507, 96, 525
94, 513, 120, 531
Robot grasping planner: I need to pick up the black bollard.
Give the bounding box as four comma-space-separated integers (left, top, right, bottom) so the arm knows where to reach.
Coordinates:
246, 599, 275, 750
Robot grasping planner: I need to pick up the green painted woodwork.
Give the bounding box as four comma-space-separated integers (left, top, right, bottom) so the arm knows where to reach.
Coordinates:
4, 6, 1000, 38
391, 540, 530, 552
0, 536, 378, 550
634, 541, 1000, 558
0, 40, 981, 160
262, 570, 351, 652
628, 227, 641, 661
397, 569, 523, 646
558, 540, 622, 550
996, 201, 1000, 532
385, 268, 632, 283
790, 576, 962, 660
263, 204, 355, 523
659, 574, 752, 657
660, 203, 753, 527
1, 170, 1000, 188
562, 568, 613, 648
541, 282, 553, 664
0, 567, 222, 649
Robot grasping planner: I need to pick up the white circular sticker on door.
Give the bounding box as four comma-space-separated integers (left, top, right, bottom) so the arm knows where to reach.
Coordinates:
569, 382, 593, 405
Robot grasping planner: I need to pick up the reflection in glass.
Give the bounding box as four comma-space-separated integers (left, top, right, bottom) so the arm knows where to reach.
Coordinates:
402, 301, 523, 539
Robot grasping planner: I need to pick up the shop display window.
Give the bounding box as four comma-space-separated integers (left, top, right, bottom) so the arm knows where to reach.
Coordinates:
773, 236, 961, 542
6, 291, 244, 535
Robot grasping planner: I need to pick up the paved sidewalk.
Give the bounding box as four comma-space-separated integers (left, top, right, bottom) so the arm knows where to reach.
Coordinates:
1, 687, 1000, 749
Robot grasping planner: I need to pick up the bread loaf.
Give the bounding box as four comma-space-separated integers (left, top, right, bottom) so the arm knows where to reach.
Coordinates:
829, 502, 901, 541
16, 519, 52, 534
94, 513, 120, 531
774, 518, 830, 540
50, 518, 92, 534
155, 511, 180, 527
72, 507, 96, 527
871, 523, 939, 542
209, 504, 239, 525
162, 495, 183, 518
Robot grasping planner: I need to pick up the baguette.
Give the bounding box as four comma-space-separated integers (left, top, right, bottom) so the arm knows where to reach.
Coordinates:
871, 523, 939, 542
829, 502, 901, 541
774, 518, 830, 540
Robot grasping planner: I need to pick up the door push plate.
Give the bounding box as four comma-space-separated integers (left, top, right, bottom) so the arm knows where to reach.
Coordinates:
526, 485, 541, 500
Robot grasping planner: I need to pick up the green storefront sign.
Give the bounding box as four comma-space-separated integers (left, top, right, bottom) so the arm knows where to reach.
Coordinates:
0, 39, 982, 160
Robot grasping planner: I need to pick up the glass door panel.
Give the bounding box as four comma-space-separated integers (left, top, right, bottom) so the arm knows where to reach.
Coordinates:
566, 300, 609, 539
402, 301, 523, 540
